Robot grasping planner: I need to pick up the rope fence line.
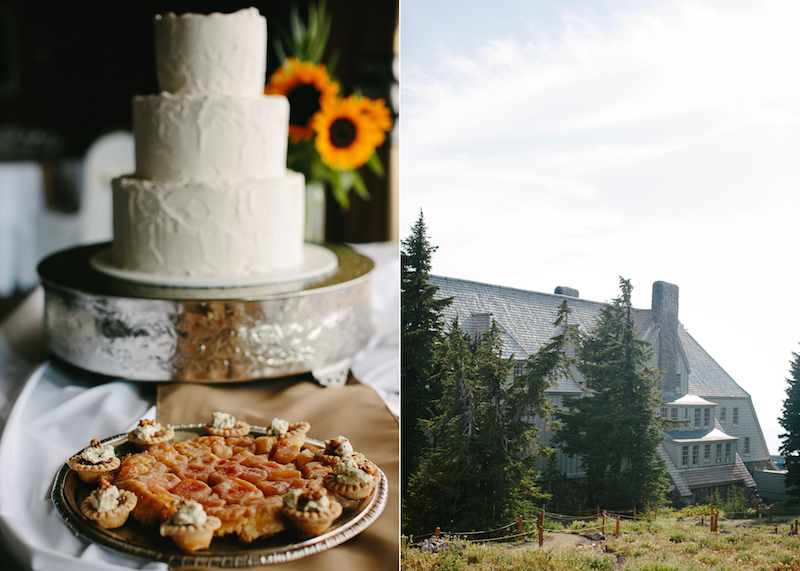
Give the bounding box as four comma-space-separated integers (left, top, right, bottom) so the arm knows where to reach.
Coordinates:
408, 503, 763, 549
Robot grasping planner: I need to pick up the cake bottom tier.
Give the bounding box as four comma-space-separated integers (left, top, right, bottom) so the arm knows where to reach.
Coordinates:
111, 173, 305, 277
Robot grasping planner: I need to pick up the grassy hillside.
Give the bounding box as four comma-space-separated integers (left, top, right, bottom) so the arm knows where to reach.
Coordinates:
402, 510, 800, 570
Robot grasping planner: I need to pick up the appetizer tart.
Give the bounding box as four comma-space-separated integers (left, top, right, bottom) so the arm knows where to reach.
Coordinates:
80, 480, 137, 529
282, 487, 343, 536
325, 457, 379, 505
127, 419, 175, 449
160, 499, 222, 552
205, 411, 251, 438
67, 439, 121, 483
316, 435, 365, 466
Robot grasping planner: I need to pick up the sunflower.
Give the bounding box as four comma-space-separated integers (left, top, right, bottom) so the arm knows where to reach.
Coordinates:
354, 96, 393, 146
265, 58, 339, 142
310, 95, 386, 170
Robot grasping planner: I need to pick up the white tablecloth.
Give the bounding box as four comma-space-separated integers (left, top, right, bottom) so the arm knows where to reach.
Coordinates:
0, 242, 398, 571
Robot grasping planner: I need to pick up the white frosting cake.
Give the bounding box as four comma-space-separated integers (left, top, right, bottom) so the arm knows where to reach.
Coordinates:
111, 8, 305, 278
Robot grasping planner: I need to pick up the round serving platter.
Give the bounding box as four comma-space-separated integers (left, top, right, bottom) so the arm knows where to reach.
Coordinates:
38, 243, 373, 384
51, 424, 388, 568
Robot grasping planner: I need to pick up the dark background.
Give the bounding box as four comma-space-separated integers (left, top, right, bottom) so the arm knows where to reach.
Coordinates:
0, 0, 398, 244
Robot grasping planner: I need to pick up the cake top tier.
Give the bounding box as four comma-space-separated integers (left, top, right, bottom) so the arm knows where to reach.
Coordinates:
154, 8, 267, 97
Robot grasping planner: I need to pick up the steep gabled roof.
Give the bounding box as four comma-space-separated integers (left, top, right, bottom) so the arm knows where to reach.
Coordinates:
431, 275, 750, 400
679, 327, 750, 398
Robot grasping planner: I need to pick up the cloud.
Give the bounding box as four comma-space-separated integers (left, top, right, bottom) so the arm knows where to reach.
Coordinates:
402, 0, 800, 163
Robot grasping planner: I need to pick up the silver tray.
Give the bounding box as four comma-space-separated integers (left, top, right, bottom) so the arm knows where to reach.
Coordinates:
51, 424, 388, 567
38, 243, 373, 384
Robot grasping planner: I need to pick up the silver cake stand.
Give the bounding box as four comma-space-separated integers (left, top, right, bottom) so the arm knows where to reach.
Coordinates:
37, 243, 373, 386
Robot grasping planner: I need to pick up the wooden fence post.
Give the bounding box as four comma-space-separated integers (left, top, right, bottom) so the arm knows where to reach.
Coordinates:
602, 511, 606, 535
634, 507, 637, 523
770, 505, 773, 522
518, 515, 523, 541
615, 517, 620, 538
538, 524, 544, 547
435, 527, 440, 539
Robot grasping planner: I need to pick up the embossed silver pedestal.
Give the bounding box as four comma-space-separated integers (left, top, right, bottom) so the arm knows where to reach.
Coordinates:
38, 243, 373, 385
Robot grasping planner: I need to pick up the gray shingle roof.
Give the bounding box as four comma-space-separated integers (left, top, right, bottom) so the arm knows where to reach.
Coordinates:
657, 447, 756, 493
431, 275, 750, 399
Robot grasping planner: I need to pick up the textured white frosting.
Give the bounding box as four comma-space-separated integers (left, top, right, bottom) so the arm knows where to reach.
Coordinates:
133, 93, 290, 181
154, 8, 267, 96
111, 173, 305, 276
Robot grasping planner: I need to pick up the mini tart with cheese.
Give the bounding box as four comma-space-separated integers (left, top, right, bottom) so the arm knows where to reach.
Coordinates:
80, 481, 137, 529
160, 499, 222, 552
127, 419, 175, 449
281, 488, 343, 536
324, 457, 378, 503
205, 411, 251, 438
316, 435, 365, 466
254, 418, 311, 454
67, 439, 121, 483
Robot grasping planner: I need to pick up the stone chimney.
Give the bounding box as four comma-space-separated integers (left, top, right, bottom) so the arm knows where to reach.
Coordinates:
652, 281, 680, 394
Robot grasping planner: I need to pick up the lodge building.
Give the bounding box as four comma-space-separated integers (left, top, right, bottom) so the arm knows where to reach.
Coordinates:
431, 276, 779, 505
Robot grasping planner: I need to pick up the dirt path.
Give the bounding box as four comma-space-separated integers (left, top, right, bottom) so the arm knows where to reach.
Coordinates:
506, 531, 594, 550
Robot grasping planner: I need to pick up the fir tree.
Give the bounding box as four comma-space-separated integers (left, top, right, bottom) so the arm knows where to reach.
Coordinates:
779, 348, 800, 494
404, 303, 574, 535
401, 210, 452, 495
557, 277, 669, 511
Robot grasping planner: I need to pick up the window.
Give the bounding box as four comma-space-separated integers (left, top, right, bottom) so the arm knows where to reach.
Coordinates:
725, 443, 732, 462
661, 407, 667, 418
682, 446, 689, 466
720, 407, 726, 421
671, 408, 678, 420
744, 437, 750, 455
692, 445, 699, 465
513, 361, 525, 378
733, 408, 739, 425
684, 408, 689, 419
694, 408, 701, 427
704, 408, 710, 427
704, 444, 711, 460
716, 444, 722, 463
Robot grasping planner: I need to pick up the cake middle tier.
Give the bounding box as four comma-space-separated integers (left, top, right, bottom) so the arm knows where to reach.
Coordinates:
134, 93, 290, 182
112, 172, 305, 277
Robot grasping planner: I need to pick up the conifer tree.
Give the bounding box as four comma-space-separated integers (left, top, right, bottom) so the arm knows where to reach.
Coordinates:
401, 210, 452, 495
779, 349, 800, 494
557, 278, 669, 511
404, 302, 574, 535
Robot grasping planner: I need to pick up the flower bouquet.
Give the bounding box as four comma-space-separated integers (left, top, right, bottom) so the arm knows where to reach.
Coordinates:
265, 2, 393, 240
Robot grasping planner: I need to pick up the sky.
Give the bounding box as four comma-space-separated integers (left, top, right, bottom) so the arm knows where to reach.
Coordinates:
400, 0, 800, 456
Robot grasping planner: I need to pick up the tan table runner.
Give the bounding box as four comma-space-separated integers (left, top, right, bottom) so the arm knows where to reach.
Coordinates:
157, 376, 399, 571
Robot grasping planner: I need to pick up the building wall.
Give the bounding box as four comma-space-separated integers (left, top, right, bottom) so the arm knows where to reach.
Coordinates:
536, 392, 584, 477
704, 396, 772, 466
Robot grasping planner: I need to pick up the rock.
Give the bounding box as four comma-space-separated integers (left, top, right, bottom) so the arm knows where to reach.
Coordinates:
587, 532, 605, 541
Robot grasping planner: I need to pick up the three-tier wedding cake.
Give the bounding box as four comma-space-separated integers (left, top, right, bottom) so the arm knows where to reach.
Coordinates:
109, 8, 306, 280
